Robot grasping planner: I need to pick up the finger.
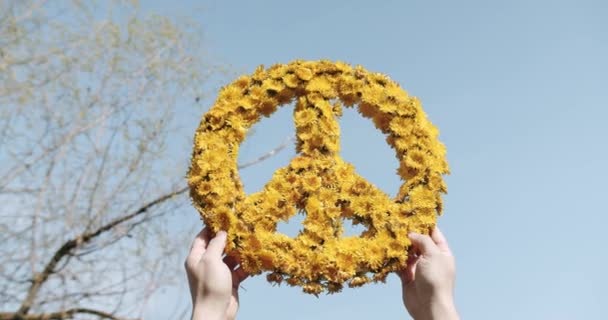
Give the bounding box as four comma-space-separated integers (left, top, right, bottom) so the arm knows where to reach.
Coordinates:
223, 254, 240, 270
185, 228, 210, 270
405, 262, 416, 284
404, 250, 419, 284
408, 232, 439, 256
398, 249, 417, 283
205, 230, 227, 258
397, 268, 407, 282
398, 264, 413, 284
431, 226, 452, 254
232, 266, 249, 285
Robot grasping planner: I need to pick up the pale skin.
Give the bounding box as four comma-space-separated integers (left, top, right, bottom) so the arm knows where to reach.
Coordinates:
398, 227, 459, 320
185, 228, 248, 320
185, 226, 458, 320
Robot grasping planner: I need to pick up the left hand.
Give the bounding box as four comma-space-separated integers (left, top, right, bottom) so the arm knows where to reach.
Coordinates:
185, 228, 248, 320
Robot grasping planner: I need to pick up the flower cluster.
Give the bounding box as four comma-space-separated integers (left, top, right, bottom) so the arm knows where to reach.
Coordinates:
188, 60, 449, 295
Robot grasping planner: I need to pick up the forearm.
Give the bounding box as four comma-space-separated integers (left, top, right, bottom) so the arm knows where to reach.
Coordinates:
192, 301, 228, 320
416, 296, 459, 320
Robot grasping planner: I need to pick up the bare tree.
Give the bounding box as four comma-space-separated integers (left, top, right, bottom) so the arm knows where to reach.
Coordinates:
0, 1, 231, 319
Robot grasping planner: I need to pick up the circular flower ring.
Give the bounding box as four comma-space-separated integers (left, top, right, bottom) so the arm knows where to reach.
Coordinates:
188, 60, 449, 295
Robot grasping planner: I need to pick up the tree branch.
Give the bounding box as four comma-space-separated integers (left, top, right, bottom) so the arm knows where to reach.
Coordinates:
1, 307, 137, 320
237, 136, 293, 169
14, 137, 291, 316
15, 186, 187, 316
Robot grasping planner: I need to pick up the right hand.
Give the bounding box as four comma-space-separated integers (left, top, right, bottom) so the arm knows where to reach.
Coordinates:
399, 226, 459, 320
185, 228, 248, 320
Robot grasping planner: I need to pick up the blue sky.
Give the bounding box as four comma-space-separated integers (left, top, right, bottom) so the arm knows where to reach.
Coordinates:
144, 1, 608, 319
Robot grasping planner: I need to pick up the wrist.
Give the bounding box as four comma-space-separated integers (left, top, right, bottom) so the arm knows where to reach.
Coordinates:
192, 300, 228, 320
418, 294, 459, 320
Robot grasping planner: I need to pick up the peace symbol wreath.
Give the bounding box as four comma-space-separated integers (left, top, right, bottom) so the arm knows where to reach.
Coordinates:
188, 60, 449, 295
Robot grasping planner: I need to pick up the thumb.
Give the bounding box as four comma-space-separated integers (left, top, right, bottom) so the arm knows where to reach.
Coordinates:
205, 230, 227, 258
408, 232, 439, 256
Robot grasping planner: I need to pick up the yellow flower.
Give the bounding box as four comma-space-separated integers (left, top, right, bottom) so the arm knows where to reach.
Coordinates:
195, 181, 213, 195
360, 85, 383, 105
334, 61, 352, 73
262, 78, 285, 93
258, 98, 278, 116
277, 88, 295, 104
385, 83, 409, 102
236, 96, 256, 111
332, 100, 343, 116
409, 185, 437, 209
327, 282, 344, 294
295, 66, 313, 81
248, 85, 265, 100
302, 283, 323, 295
397, 161, 420, 180
286, 276, 303, 287
290, 156, 312, 170
282, 73, 300, 88
350, 179, 371, 195
188, 60, 449, 295
267, 272, 284, 284
358, 102, 377, 119
334, 166, 353, 183
211, 207, 237, 232
234, 75, 251, 89
294, 108, 317, 125
268, 64, 288, 79
369, 72, 391, 86
219, 85, 243, 101
349, 275, 370, 288
389, 116, 415, 136
405, 149, 427, 170
306, 196, 322, 212
306, 76, 336, 98
258, 250, 276, 269
200, 150, 223, 165
378, 100, 398, 113
262, 187, 283, 206
372, 113, 393, 132
302, 174, 322, 191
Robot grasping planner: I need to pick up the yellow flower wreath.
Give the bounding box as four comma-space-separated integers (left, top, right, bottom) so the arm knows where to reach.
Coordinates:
188, 60, 449, 295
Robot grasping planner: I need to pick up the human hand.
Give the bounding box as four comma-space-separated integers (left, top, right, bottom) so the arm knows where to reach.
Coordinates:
399, 227, 459, 320
185, 228, 248, 320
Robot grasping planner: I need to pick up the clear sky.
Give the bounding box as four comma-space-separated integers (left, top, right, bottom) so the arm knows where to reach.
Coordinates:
143, 0, 608, 319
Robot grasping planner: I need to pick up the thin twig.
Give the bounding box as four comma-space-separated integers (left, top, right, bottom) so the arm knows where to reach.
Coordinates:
1, 307, 137, 320
237, 136, 293, 169
13, 137, 291, 316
